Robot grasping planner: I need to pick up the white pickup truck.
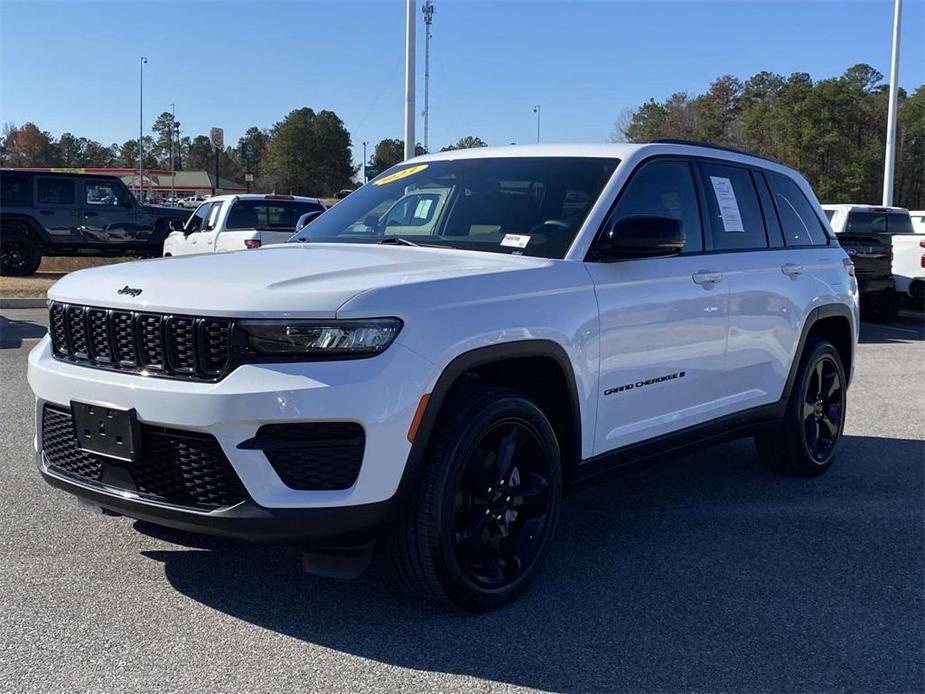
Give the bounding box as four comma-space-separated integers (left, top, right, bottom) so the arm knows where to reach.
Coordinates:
823, 204, 924, 307
163, 194, 326, 256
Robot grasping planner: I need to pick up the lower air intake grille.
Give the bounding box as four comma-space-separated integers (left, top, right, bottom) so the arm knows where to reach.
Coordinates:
41, 405, 248, 510
253, 422, 365, 491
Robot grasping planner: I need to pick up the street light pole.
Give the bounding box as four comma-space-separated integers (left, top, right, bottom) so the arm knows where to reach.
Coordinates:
533, 104, 541, 143
362, 141, 368, 183
139, 57, 147, 201
169, 102, 176, 202
882, 0, 902, 206
403, 0, 416, 160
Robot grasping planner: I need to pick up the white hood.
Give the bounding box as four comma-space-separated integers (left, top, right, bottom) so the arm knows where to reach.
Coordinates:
47, 243, 547, 318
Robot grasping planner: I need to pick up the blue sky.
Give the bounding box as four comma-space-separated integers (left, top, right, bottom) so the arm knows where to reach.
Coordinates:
1, 0, 923, 165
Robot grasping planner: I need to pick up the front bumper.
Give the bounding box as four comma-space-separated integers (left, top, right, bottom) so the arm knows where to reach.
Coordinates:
39, 463, 396, 544
28, 335, 436, 542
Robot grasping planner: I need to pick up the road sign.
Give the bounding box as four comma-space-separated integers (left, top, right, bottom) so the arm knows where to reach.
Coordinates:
241, 141, 258, 162
244, 173, 254, 182
210, 127, 224, 148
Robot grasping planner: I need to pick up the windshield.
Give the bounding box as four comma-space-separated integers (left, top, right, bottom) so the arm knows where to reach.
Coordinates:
290, 157, 619, 258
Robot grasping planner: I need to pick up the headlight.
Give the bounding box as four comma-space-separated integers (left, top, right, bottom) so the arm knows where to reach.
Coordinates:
238, 318, 402, 357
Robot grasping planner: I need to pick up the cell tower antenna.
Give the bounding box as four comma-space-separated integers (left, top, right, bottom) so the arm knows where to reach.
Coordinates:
422, 0, 435, 152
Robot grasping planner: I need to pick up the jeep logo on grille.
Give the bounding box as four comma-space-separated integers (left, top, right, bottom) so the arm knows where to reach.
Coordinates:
117, 285, 143, 297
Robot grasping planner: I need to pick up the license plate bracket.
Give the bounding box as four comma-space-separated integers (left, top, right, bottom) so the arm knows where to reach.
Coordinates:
71, 401, 139, 463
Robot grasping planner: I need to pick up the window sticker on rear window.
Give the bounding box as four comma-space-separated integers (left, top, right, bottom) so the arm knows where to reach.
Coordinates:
709, 176, 745, 232
373, 164, 429, 187
500, 234, 530, 249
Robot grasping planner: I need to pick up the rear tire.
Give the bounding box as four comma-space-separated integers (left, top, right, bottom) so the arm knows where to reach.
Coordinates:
385, 387, 562, 612
755, 341, 846, 476
0, 232, 41, 277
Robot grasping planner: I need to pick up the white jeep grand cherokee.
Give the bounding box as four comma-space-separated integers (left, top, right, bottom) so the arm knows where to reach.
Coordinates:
28, 142, 859, 611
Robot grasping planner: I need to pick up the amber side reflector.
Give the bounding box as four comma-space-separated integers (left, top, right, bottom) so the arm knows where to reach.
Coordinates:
407, 394, 431, 443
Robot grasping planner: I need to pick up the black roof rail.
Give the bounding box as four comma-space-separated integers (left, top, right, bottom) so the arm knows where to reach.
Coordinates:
650, 139, 778, 164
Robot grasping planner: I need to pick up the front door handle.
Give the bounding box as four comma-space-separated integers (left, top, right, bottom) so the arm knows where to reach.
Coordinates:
84, 212, 99, 217
692, 270, 723, 286
781, 263, 804, 277
38, 210, 54, 216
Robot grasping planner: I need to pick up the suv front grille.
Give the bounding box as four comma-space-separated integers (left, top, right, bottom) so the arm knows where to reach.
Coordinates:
49, 302, 233, 381
41, 405, 248, 511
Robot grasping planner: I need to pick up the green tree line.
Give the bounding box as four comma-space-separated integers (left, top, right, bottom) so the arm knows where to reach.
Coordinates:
1, 110, 490, 196
614, 63, 925, 208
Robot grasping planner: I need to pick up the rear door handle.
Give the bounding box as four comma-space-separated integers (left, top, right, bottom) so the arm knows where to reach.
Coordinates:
781, 263, 804, 277
38, 210, 54, 216
692, 270, 723, 286
84, 212, 99, 217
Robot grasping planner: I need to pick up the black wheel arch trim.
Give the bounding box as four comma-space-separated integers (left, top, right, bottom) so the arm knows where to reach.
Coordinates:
0, 214, 49, 244
782, 303, 855, 400
398, 340, 583, 501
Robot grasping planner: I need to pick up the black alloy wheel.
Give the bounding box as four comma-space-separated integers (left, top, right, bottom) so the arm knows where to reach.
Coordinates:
0, 235, 41, 277
451, 418, 554, 589
801, 355, 844, 462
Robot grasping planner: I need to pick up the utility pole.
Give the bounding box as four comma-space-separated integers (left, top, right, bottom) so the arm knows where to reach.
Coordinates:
422, 0, 434, 153
882, 0, 902, 206
533, 104, 541, 143
403, 0, 416, 160
169, 103, 176, 202
175, 124, 182, 171
362, 141, 368, 183
139, 56, 147, 201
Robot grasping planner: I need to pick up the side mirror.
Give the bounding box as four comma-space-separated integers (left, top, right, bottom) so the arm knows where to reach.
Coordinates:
168, 219, 185, 233
295, 210, 324, 232
597, 215, 685, 259
363, 214, 382, 230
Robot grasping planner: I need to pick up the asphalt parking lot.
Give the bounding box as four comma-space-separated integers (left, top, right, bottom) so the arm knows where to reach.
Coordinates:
1, 308, 922, 693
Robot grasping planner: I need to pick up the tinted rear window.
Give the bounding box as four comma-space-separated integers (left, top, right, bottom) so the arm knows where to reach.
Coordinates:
765, 172, 828, 246
845, 212, 914, 235
0, 173, 30, 204
37, 178, 76, 205
226, 200, 323, 230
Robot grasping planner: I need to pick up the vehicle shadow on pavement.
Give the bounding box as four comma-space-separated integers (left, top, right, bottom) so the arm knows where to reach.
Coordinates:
0, 314, 47, 349
138, 434, 924, 693
859, 310, 924, 345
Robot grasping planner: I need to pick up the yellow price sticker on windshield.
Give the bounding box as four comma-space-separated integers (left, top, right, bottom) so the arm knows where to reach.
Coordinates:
372, 164, 429, 186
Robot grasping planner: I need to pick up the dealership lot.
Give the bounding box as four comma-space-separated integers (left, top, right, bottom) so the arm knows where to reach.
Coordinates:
1, 308, 922, 692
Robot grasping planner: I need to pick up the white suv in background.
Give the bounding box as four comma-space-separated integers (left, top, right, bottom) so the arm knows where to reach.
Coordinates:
28, 142, 858, 611
163, 194, 326, 256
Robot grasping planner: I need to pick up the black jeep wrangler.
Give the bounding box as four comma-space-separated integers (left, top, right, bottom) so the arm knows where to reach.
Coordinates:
0, 170, 190, 276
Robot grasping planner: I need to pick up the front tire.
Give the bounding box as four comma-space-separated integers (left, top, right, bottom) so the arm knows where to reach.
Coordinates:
0, 232, 41, 276
386, 387, 563, 611
755, 341, 847, 476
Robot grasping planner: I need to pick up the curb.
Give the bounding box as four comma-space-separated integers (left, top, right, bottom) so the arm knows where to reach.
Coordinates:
0, 298, 47, 309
